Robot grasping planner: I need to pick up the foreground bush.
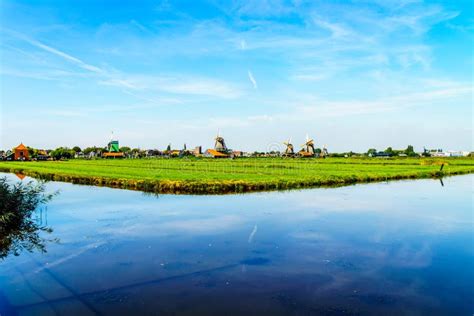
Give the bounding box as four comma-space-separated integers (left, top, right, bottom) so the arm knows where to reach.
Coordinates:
0, 177, 56, 259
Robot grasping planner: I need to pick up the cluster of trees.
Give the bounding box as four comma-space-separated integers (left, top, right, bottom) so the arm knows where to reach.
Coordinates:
367, 145, 418, 157
327, 145, 418, 158
24, 146, 152, 160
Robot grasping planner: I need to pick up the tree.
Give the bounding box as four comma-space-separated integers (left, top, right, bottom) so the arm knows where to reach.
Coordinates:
367, 148, 377, 156
50, 147, 74, 160
404, 145, 416, 157
83, 147, 95, 155
120, 146, 131, 153
27, 147, 39, 159
384, 147, 394, 156
0, 177, 56, 259
72, 146, 82, 153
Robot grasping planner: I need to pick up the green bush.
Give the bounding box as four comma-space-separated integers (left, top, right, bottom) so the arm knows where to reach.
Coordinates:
0, 177, 57, 259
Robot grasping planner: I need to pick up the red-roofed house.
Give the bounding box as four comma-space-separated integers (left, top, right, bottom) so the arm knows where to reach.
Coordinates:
14, 143, 29, 161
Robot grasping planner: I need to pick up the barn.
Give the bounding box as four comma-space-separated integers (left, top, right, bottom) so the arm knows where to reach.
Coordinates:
14, 143, 29, 161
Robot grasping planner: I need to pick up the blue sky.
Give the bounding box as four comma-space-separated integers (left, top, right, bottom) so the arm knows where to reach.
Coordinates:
1, 0, 472, 152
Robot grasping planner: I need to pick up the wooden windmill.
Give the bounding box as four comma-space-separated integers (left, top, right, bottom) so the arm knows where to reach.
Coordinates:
103, 131, 124, 158
214, 130, 228, 153
107, 131, 120, 153
205, 130, 230, 158
321, 145, 328, 158
283, 138, 294, 156
299, 134, 316, 157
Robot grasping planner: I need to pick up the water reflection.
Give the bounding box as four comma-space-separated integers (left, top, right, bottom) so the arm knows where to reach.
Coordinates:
0, 174, 472, 315
0, 177, 57, 260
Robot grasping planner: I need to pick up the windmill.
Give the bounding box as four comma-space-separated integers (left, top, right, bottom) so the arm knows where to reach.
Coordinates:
103, 131, 124, 158
107, 131, 120, 153
321, 144, 328, 158
283, 138, 294, 156
300, 134, 315, 156
214, 130, 228, 153
179, 143, 188, 157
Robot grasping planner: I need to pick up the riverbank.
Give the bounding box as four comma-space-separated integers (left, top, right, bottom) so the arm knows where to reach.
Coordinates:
0, 157, 473, 194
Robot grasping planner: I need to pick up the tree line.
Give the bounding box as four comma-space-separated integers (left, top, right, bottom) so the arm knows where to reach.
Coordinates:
11, 144, 429, 160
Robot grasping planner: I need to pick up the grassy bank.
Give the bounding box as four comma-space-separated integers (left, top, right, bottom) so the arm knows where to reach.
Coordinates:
0, 157, 472, 194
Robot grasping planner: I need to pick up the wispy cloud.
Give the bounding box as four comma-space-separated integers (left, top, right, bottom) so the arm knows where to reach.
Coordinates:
291, 73, 327, 81
1, 0, 471, 150
4, 29, 242, 99
312, 16, 351, 38
5, 29, 104, 74
247, 70, 257, 89
293, 84, 473, 119
100, 75, 242, 98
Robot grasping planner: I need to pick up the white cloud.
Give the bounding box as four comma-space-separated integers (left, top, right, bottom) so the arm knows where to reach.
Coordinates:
312, 16, 351, 38
247, 70, 257, 89
7, 30, 105, 74
5, 30, 242, 99
240, 39, 247, 50
291, 73, 327, 81
293, 84, 473, 119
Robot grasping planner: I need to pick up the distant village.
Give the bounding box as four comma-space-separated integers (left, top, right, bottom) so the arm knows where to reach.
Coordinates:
1, 132, 472, 161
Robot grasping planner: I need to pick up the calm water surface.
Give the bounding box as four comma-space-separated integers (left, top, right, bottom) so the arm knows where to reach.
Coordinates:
0, 173, 472, 316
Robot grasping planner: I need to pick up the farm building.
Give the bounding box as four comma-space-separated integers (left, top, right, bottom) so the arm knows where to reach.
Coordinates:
204, 149, 230, 158
37, 150, 51, 161
3, 150, 13, 160
193, 146, 202, 156
232, 151, 244, 157
14, 143, 29, 161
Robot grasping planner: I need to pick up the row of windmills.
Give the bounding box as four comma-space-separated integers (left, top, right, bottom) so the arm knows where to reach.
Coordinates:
283, 135, 328, 158
208, 132, 328, 158
100, 131, 327, 159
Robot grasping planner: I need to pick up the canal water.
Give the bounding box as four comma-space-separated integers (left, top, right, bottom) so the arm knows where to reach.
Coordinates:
0, 173, 472, 315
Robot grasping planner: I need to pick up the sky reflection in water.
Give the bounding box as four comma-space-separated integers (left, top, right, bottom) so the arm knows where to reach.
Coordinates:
0, 173, 472, 315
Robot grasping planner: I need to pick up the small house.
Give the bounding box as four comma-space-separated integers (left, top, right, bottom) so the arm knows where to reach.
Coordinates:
37, 150, 51, 161
232, 151, 244, 157
14, 143, 29, 161
193, 146, 202, 157
204, 149, 230, 158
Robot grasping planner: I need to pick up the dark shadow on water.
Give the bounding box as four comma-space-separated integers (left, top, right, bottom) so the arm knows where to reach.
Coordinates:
240, 257, 271, 265
0, 177, 58, 260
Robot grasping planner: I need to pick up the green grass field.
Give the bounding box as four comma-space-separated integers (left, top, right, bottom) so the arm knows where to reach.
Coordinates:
0, 157, 473, 194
